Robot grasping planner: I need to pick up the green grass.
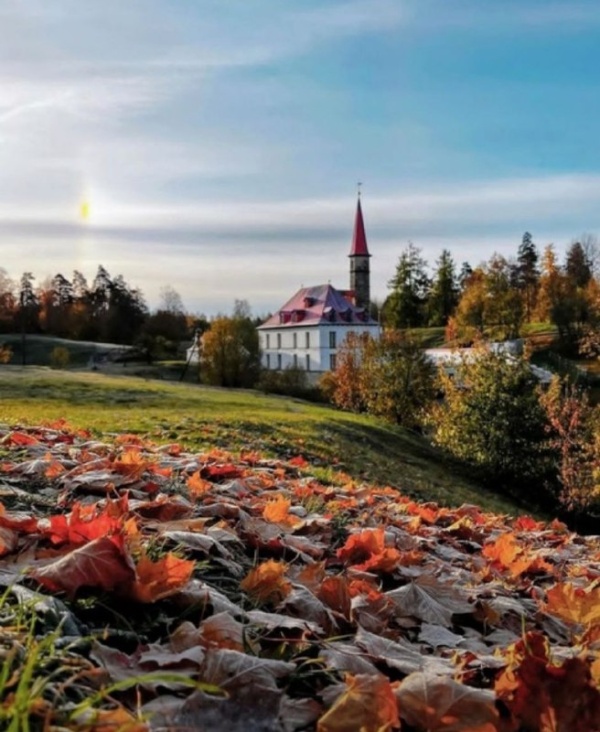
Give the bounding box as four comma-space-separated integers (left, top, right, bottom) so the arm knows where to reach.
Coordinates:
0, 366, 525, 515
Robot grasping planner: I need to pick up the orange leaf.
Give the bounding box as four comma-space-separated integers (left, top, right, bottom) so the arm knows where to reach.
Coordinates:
240, 560, 291, 604
263, 494, 299, 526
186, 470, 213, 497
545, 583, 600, 627
482, 532, 523, 568
317, 674, 399, 732
337, 527, 386, 564
129, 552, 195, 603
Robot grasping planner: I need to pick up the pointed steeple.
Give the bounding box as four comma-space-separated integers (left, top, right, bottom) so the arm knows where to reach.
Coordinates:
349, 191, 371, 310
349, 196, 371, 257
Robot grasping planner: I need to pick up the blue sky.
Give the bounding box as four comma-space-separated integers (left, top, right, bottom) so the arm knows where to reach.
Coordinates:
1, 0, 599, 315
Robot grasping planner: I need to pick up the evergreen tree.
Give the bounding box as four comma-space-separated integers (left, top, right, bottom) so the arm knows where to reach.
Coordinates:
516, 232, 539, 322
565, 241, 592, 288
384, 243, 430, 328
427, 249, 458, 326
458, 261, 474, 292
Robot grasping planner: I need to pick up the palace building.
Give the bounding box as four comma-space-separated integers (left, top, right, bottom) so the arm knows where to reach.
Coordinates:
257, 196, 380, 374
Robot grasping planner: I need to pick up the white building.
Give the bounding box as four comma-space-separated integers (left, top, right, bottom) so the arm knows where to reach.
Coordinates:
257, 197, 380, 374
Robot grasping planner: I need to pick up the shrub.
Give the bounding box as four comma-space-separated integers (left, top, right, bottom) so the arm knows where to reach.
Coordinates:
426, 347, 552, 497
258, 365, 323, 401
50, 346, 70, 369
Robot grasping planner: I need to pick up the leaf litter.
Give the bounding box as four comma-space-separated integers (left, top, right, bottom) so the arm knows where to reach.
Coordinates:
0, 423, 598, 731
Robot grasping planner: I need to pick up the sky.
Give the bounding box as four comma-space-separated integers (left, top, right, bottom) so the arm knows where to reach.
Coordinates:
1, 0, 599, 316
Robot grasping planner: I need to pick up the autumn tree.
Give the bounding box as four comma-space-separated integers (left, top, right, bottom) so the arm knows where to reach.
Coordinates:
453, 255, 523, 341
384, 244, 430, 328
540, 378, 600, 515
329, 331, 436, 428
200, 304, 260, 388
426, 348, 552, 496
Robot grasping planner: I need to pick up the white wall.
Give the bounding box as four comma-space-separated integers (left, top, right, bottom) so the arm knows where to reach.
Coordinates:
259, 323, 380, 372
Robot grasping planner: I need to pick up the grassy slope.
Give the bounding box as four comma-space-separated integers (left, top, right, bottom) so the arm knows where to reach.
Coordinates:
0, 366, 525, 515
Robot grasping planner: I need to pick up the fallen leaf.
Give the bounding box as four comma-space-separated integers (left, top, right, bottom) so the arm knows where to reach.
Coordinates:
317, 674, 399, 732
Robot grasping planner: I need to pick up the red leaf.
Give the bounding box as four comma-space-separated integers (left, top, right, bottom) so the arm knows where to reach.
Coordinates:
29, 535, 135, 597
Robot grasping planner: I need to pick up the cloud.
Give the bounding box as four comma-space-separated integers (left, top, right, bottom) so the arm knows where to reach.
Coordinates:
1, 172, 598, 314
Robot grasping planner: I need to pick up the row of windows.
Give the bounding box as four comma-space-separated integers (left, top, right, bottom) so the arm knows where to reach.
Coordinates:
265, 353, 337, 371
264, 331, 337, 349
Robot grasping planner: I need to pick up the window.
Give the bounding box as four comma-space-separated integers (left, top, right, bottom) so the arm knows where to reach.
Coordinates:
277, 333, 282, 349
305, 354, 310, 371
266, 334, 270, 349
293, 333, 297, 349
329, 331, 337, 349
305, 331, 310, 348
293, 354, 298, 368
277, 354, 282, 370
266, 354, 270, 369
329, 354, 337, 370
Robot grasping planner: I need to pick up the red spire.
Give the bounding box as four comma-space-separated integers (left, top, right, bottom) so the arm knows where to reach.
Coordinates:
349, 196, 370, 257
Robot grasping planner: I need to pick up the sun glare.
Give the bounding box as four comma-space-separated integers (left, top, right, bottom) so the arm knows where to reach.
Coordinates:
80, 200, 91, 222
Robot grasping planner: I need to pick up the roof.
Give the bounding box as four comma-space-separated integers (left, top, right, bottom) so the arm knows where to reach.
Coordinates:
349, 197, 370, 257
258, 283, 378, 329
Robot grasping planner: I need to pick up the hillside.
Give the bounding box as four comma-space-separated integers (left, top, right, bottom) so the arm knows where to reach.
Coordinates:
0, 422, 598, 730
0, 367, 527, 516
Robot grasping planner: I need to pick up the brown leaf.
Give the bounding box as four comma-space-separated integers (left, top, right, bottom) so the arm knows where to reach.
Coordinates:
317, 673, 400, 732
396, 671, 499, 732
240, 559, 291, 604
128, 552, 195, 603
29, 536, 135, 597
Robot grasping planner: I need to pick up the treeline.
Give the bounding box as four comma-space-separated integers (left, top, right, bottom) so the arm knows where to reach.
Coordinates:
383, 233, 600, 356
0, 265, 205, 358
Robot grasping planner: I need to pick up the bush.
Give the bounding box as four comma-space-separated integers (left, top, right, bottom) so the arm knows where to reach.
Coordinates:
50, 346, 70, 369
328, 331, 436, 429
258, 365, 324, 401
426, 347, 553, 497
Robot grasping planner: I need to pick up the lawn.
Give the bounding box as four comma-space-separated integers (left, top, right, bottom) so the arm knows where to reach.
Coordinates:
0, 366, 522, 515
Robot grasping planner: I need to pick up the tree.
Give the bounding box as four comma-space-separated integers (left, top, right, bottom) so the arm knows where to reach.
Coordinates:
0, 268, 16, 333
200, 307, 260, 388
18, 272, 40, 333
578, 233, 599, 278
540, 378, 600, 514
384, 244, 430, 329
159, 285, 185, 315
426, 348, 552, 495
427, 250, 458, 326
458, 261, 474, 292
516, 232, 539, 321
329, 331, 436, 429
565, 241, 592, 288
453, 255, 523, 341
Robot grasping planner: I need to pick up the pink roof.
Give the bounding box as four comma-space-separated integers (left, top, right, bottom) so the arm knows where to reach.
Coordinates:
349, 198, 370, 257
258, 283, 378, 329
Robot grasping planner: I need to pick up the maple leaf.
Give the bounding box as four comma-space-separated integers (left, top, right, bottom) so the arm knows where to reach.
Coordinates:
129, 552, 195, 603
42, 501, 125, 546
240, 560, 291, 604
337, 527, 387, 564
482, 532, 523, 568
396, 671, 499, 732
317, 674, 400, 732
2, 431, 39, 446
545, 582, 600, 627
262, 494, 299, 527
29, 535, 136, 597
186, 470, 213, 497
